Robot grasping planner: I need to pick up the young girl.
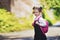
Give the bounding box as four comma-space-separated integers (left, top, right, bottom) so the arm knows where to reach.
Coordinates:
32, 7, 47, 40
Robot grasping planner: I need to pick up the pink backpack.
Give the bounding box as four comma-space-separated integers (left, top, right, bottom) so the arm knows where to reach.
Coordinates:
32, 16, 49, 34
40, 21, 48, 34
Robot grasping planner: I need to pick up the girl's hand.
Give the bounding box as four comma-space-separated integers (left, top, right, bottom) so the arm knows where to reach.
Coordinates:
36, 20, 46, 27
36, 21, 39, 24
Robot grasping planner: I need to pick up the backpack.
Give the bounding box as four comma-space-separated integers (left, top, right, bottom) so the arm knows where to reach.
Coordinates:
40, 21, 48, 33
32, 16, 49, 34
37, 17, 49, 34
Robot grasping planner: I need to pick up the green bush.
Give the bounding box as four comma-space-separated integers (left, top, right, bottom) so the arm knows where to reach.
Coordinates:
46, 19, 53, 26
0, 9, 33, 33
53, 8, 60, 20
39, 0, 60, 25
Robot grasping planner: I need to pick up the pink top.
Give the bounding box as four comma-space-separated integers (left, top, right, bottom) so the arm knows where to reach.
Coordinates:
32, 15, 49, 34
33, 15, 46, 27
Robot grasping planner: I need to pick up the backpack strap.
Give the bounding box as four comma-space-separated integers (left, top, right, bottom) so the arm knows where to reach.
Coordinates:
37, 16, 45, 34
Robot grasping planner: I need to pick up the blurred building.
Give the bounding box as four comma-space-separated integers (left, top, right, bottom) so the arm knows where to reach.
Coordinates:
0, 0, 11, 11
0, 0, 32, 18
0, 0, 41, 18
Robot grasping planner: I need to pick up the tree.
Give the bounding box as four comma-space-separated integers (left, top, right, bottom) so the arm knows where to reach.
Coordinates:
39, 0, 60, 25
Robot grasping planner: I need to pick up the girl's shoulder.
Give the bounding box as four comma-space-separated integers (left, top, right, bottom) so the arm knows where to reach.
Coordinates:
39, 17, 46, 21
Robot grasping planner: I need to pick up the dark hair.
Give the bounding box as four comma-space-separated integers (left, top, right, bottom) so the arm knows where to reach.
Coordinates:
33, 7, 42, 12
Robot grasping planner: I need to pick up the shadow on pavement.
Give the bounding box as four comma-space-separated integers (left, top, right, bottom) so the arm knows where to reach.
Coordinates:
0, 35, 60, 40
47, 36, 60, 40
0, 35, 8, 40
10, 37, 34, 40
0, 36, 34, 40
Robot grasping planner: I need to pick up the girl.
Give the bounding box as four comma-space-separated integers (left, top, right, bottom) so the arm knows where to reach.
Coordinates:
32, 7, 47, 40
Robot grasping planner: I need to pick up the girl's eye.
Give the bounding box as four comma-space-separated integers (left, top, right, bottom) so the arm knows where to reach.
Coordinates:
33, 12, 38, 13
33, 12, 35, 13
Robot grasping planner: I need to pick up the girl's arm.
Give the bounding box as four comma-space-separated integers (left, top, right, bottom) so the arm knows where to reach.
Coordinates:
36, 17, 46, 27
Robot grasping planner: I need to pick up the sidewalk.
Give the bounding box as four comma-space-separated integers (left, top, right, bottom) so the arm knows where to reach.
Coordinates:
0, 27, 60, 38
46, 27, 60, 37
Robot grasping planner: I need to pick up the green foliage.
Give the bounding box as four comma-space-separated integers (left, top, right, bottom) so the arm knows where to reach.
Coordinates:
19, 17, 33, 30
53, 7, 60, 20
42, 8, 53, 25
40, 0, 60, 8
40, 0, 60, 19
39, 0, 60, 25
47, 19, 53, 26
0, 9, 21, 32
0, 9, 33, 33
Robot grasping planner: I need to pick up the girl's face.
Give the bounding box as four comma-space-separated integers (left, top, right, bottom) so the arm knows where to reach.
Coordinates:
33, 9, 40, 17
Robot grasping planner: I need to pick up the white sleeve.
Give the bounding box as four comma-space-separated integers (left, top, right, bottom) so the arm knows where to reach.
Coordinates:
38, 17, 46, 26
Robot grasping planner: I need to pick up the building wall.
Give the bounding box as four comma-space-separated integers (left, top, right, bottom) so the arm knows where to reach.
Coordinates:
0, 0, 40, 18
11, 0, 34, 18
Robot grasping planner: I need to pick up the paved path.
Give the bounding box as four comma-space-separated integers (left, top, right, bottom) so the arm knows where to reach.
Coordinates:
0, 36, 60, 40
0, 27, 60, 40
